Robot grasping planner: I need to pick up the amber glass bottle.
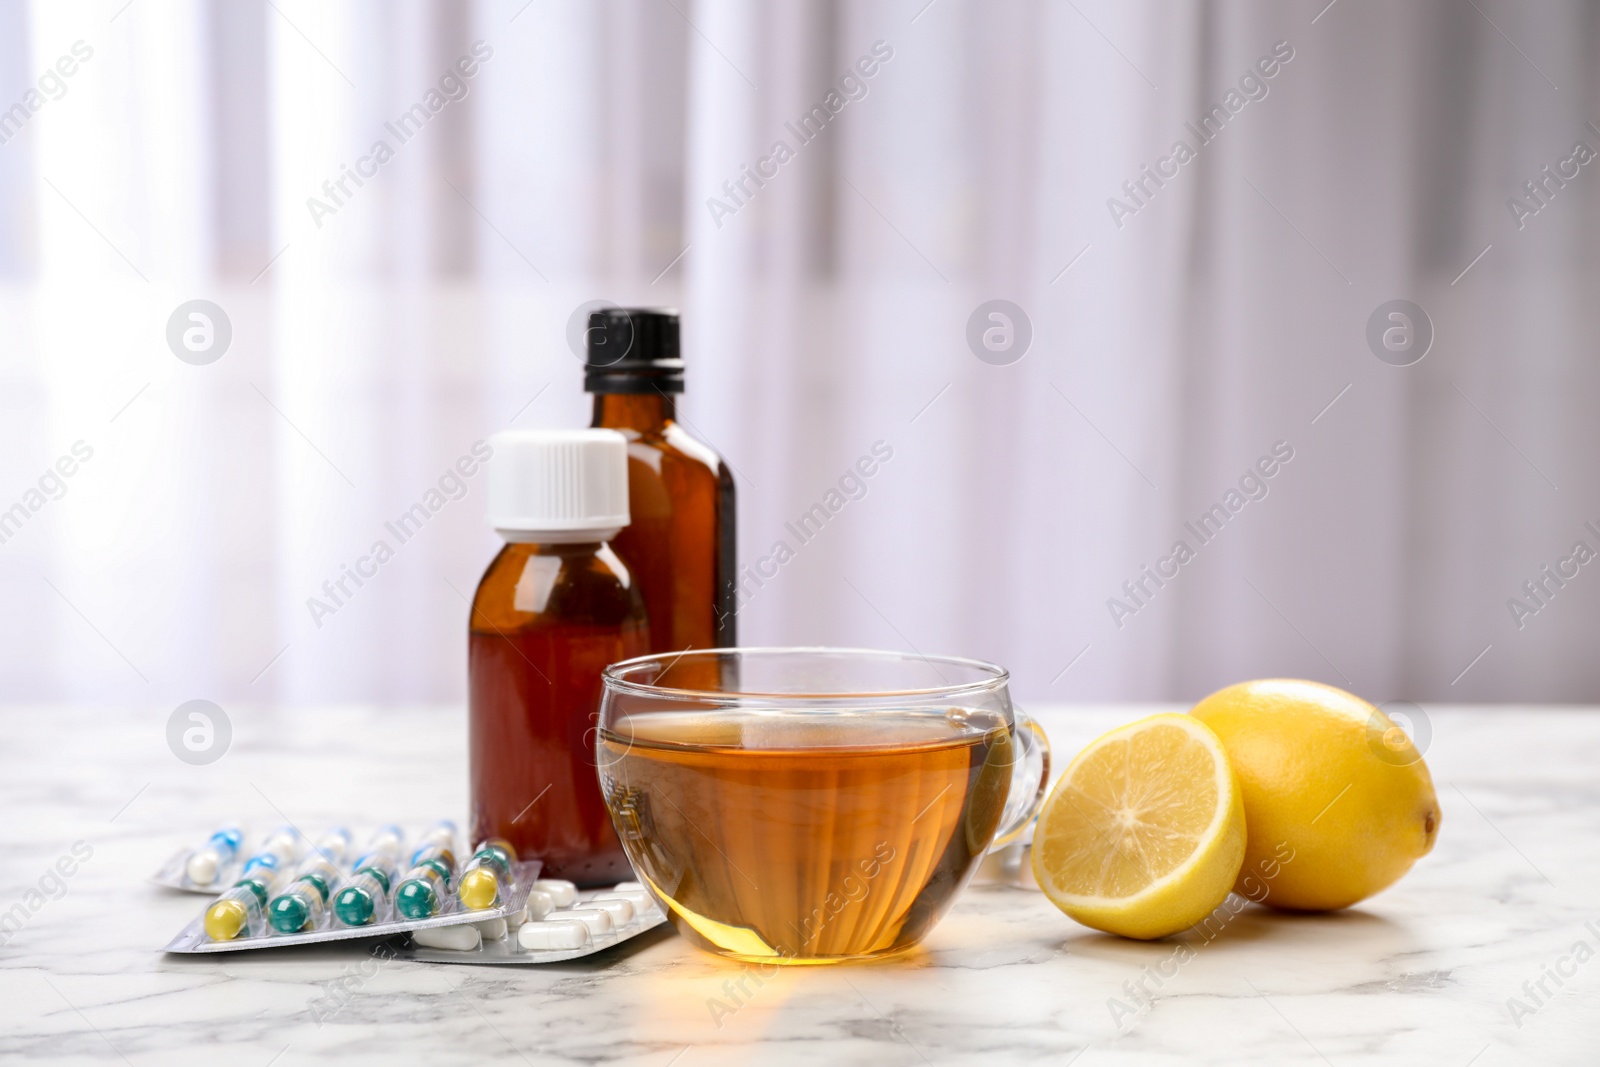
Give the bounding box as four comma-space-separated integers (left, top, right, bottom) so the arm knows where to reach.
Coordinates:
587, 309, 736, 663
469, 430, 647, 886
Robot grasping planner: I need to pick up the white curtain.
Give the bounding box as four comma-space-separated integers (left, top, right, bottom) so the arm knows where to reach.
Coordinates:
2, 0, 1597, 710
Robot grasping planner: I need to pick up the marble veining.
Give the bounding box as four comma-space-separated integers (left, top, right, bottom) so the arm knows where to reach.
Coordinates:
1, 704, 1597, 1064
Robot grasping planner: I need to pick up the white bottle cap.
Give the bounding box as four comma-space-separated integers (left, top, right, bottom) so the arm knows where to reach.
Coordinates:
486, 429, 630, 541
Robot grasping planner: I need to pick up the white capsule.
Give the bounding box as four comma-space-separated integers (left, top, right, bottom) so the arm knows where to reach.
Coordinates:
530, 879, 577, 907
474, 916, 508, 940
185, 851, 221, 885
186, 828, 243, 885
413, 923, 481, 951
597, 889, 651, 911
559, 908, 614, 936
612, 881, 643, 892
523, 889, 555, 922
369, 824, 405, 852
584, 896, 635, 924
259, 828, 300, 861
313, 827, 354, 864
413, 819, 457, 857
519, 920, 590, 950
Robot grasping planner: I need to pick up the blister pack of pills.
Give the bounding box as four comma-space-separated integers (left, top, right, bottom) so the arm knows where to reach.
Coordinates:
392, 879, 669, 964
162, 821, 542, 954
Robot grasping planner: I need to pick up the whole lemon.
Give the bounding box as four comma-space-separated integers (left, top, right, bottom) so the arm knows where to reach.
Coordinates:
1189, 679, 1440, 911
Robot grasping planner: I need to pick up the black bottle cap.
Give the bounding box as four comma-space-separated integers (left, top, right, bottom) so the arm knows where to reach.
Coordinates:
584, 308, 684, 394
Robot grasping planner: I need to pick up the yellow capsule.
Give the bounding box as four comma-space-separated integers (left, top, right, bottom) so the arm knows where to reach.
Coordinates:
204, 897, 249, 940
457, 866, 501, 910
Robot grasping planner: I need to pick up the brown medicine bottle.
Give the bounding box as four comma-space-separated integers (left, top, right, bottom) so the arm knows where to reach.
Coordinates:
586, 309, 736, 672
468, 429, 647, 886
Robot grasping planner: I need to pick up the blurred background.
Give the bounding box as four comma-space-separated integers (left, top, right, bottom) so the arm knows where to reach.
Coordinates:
2, 0, 1598, 710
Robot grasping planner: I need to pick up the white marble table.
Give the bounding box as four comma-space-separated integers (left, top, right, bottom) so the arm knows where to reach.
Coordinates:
1, 704, 1595, 1065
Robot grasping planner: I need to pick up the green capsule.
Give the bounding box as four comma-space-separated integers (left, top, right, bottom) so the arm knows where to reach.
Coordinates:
334, 887, 375, 926
394, 876, 439, 919
467, 847, 513, 880
333, 867, 393, 927
299, 872, 333, 902
233, 875, 273, 909
267, 857, 338, 933
269, 889, 314, 933
475, 838, 517, 868
393, 844, 456, 920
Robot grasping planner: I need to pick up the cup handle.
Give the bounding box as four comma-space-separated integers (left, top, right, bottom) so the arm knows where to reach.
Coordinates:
989, 707, 1051, 851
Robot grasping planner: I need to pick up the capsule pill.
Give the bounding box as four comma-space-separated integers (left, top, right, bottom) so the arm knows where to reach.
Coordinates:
394, 845, 457, 920
584, 897, 635, 924
457, 843, 515, 910
332, 828, 405, 927
412, 923, 481, 951
268, 856, 340, 934
518, 920, 590, 951
410, 820, 457, 860
558, 908, 614, 936
523, 889, 555, 922
333, 864, 393, 927
241, 827, 300, 878
530, 879, 577, 907
185, 827, 243, 886
203, 881, 267, 941
474, 916, 508, 940
312, 827, 353, 865
368, 824, 405, 854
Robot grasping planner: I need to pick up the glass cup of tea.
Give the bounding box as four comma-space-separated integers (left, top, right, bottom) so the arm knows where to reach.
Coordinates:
595, 647, 1050, 964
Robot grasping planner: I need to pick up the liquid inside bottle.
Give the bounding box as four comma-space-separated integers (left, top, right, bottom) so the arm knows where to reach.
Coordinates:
469, 541, 647, 886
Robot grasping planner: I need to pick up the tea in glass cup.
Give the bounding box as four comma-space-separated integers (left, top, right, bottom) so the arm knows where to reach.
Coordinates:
596, 648, 1049, 964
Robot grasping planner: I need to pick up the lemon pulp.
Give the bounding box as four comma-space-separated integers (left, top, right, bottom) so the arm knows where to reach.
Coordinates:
1032, 713, 1245, 940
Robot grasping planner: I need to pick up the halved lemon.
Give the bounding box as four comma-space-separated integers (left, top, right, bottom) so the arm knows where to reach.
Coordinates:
1032, 713, 1246, 939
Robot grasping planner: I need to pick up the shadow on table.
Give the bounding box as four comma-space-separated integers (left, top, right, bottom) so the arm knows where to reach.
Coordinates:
156, 933, 398, 967
155, 924, 679, 971
1060, 902, 1414, 963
